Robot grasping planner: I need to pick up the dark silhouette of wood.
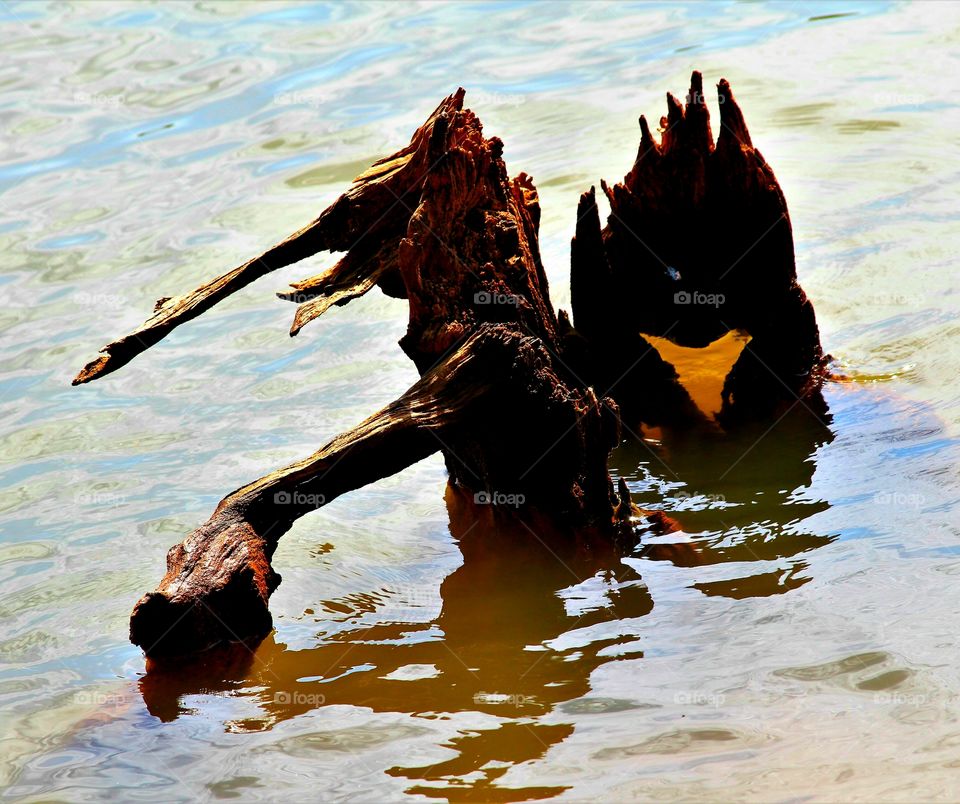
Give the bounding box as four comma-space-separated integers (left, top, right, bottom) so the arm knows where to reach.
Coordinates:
570, 72, 826, 422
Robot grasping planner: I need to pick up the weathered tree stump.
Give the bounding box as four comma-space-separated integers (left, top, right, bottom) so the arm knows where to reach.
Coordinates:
570, 72, 826, 423
74, 74, 824, 657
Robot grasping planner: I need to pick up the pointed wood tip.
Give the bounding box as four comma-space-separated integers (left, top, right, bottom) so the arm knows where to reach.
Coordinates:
717, 77, 752, 148
639, 114, 654, 145
633, 114, 661, 171
684, 70, 714, 152
72, 354, 111, 385
289, 311, 306, 337
600, 178, 615, 207
290, 295, 339, 337
689, 70, 704, 103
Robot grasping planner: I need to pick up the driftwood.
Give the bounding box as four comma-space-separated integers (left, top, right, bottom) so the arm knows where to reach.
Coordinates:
74, 73, 825, 657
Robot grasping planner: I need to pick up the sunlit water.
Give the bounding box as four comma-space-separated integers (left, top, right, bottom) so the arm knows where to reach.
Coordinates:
1, 1, 959, 800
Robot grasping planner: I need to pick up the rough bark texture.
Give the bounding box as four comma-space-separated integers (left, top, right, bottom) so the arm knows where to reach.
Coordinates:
74, 75, 825, 657
130, 324, 579, 656
119, 90, 639, 657
570, 72, 826, 422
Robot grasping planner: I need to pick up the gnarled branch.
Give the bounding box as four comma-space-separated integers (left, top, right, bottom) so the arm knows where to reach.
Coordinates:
73, 90, 467, 384
129, 323, 492, 656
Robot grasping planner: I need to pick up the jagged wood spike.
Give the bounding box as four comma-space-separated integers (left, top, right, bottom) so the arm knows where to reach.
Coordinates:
683, 70, 714, 154
288, 260, 390, 336
638, 114, 658, 155
716, 77, 753, 150
570, 186, 610, 342
279, 236, 403, 336
575, 70, 825, 420
662, 92, 684, 152
277, 237, 400, 303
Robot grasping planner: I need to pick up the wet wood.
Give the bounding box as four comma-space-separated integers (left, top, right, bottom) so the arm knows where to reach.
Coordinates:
123, 89, 646, 656
74, 74, 825, 656
278, 236, 403, 335
130, 324, 477, 656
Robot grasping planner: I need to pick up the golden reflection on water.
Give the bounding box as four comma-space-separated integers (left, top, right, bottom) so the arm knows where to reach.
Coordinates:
643, 330, 750, 418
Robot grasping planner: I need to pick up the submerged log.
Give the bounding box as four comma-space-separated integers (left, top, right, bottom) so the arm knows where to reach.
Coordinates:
74, 74, 825, 657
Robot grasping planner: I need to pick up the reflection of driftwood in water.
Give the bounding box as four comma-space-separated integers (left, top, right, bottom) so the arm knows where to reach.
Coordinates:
140, 486, 656, 717
137, 459, 833, 794
616, 401, 835, 595
139, 486, 659, 798
74, 72, 826, 657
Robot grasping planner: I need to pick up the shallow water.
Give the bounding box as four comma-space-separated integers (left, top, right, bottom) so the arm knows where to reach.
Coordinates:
2, 1, 959, 800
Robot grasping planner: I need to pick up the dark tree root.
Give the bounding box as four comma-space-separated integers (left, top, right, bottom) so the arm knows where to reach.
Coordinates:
75, 74, 825, 657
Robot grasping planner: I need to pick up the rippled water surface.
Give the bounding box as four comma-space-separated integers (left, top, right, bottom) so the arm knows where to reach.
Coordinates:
2, 1, 960, 800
